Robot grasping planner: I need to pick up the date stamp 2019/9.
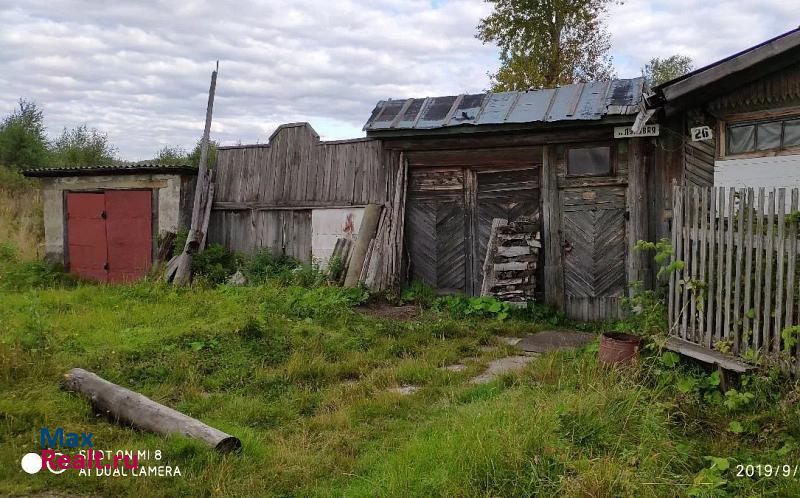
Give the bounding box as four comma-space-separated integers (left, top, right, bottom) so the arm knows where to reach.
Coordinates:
735, 464, 800, 478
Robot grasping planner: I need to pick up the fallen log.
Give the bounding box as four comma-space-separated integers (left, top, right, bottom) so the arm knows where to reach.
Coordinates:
63, 368, 241, 453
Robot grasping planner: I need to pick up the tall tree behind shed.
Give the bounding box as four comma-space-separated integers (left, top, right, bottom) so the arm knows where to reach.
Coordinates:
641, 55, 694, 88
49, 124, 118, 166
0, 99, 48, 170
477, 0, 616, 91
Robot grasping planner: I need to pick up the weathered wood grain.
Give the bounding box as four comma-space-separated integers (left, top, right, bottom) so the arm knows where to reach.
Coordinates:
210, 123, 398, 260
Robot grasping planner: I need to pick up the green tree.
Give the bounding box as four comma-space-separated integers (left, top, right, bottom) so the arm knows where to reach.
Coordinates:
0, 99, 49, 169
155, 145, 188, 165
641, 55, 694, 88
477, 0, 617, 91
187, 138, 218, 168
49, 125, 118, 167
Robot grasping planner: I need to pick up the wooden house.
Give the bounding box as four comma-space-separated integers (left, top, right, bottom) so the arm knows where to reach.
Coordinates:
362, 78, 670, 319
648, 27, 800, 192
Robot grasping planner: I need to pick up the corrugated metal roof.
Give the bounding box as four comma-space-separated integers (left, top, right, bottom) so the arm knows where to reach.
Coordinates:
363, 78, 644, 132
22, 163, 197, 178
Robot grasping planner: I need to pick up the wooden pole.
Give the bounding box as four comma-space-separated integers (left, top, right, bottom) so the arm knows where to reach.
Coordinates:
344, 203, 382, 288
541, 145, 565, 308
167, 62, 219, 284
63, 368, 240, 453
626, 137, 649, 292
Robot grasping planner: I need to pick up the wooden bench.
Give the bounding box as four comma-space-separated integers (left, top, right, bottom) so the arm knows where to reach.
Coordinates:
665, 337, 754, 391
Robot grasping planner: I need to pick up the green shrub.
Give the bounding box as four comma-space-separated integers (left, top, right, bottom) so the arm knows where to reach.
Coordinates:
435, 295, 510, 321
191, 244, 242, 285
272, 285, 370, 321
0, 259, 77, 291
400, 280, 438, 307
326, 255, 346, 282
513, 300, 566, 325
245, 248, 301, 283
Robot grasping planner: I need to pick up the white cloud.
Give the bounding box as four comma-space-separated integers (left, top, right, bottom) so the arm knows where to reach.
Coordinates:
0, 0, 794, 159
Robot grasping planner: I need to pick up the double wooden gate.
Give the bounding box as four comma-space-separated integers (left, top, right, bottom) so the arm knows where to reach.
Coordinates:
405, 167, 540, 295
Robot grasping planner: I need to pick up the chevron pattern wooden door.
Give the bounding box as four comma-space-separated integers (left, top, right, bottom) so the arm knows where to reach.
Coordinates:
406, 169, 468, 293
475, 168, 540, 294
561, 188, 626, 320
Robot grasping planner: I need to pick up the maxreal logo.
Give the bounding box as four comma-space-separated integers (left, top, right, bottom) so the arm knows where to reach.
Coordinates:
21, 427, 182, 478
41, 427, 94, 449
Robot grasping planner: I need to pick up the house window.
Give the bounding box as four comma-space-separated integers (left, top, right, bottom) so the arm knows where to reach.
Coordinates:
567, 146, 611, 176
727, 117, 800, 155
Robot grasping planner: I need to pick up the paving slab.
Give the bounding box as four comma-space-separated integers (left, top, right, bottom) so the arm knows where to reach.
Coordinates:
515, 330, 595, 353
469, 355, 538, 384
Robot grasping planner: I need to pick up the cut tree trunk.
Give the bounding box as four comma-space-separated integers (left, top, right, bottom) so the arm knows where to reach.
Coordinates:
63, 368, 241, 453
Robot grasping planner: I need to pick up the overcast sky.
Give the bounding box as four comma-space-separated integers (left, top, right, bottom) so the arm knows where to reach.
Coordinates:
0, 0, 797, 160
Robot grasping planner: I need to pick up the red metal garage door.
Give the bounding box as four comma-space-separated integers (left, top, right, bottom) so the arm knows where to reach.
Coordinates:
66, 190, 152, 283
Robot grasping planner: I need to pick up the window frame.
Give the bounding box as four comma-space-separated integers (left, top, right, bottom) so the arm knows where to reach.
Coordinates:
564, 144, 614, 178
719, 106, 800, 160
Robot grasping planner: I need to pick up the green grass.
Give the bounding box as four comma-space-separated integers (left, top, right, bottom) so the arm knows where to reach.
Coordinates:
2, 264, 800, 496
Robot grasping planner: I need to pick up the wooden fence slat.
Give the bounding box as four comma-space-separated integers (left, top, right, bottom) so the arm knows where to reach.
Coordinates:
732, 188, 746, 353
785, 190, 798, 354
669, 185, 680, 327
705, 187, 718, 348
753, 188, 766, 352
681, 186, 693, 339
723, 188, 736, 342
689, 187, 701, 341
698, 188, 709, 346
673, 187, 685, 331
775, 189, 787, 350
742, 189, 755, 352
763, 190, 776, 353
715, 189, 726, 344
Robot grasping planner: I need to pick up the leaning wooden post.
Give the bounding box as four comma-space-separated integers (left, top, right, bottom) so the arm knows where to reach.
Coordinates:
166, 62, 219, 284
344, 203, 382, 288
63, 368, 241, 453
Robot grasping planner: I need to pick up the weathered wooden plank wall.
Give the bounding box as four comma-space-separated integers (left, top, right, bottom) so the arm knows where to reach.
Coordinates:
670, 185, 800, 370
209, 123, 400, 259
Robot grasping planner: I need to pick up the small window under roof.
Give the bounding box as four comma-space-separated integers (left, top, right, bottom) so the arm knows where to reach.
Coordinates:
567, 146, 612, 176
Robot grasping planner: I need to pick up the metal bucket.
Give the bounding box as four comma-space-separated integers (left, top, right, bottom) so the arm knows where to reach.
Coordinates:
599, 332, 641, 365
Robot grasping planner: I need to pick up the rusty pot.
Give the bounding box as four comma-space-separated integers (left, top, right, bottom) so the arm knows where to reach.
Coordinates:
599, 332, 641, 365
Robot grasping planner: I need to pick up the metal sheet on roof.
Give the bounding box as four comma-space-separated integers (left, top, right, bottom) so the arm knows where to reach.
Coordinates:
363, 77, 644, 132
22, 163, 197, 178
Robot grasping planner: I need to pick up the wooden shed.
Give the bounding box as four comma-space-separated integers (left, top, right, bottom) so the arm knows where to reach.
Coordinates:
363, 78, 665, 320
23, 164, 197, 283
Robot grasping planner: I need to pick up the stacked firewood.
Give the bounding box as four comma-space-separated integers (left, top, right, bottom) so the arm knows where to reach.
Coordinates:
481, 214, 541, 302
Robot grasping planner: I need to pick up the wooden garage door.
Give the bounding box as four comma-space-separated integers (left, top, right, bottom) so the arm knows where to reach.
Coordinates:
475, 168, 540, 294
405, 167, 540, 295
561, 187, 626, 320
66, 190, 152, 283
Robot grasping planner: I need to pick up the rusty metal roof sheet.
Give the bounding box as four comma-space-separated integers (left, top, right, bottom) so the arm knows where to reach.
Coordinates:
363, 78, 644, 132
22, 163, 197, 178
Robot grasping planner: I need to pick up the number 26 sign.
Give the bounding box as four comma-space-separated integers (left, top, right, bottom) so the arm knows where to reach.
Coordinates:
691, 126, 713, 141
